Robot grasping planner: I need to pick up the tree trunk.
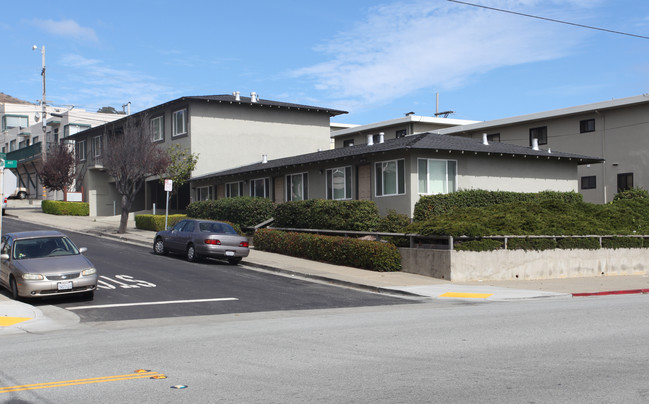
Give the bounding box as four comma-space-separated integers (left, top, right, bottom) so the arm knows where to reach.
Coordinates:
118, 194, 131, 234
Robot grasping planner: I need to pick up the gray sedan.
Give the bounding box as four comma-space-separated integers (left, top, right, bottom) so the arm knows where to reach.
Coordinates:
0, 230, 98, 300
153, 219, 250, 265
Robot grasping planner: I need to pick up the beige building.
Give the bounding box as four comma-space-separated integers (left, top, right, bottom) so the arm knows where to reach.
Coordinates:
69, 93, 346, 215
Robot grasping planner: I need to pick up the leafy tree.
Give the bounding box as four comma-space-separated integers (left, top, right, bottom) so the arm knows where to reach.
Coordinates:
103, 114, 170, 234
97, 106, 124, 114
162, 144, 199, 202
41, 142, 75, 192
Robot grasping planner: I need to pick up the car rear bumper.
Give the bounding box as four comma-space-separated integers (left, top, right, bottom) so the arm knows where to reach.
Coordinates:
195, 245, 250, 259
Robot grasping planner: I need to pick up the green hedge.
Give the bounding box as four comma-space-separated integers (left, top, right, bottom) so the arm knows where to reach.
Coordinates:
601, 237, 644, 249
454, 239, 503, 251
135, 214, 187, 231
186, 197, 275, 227
413, 190, 583, 222
274, 200, 380, 231
507, 237, 557, 251
253, 229, 401, 272
41, 200, 89, 216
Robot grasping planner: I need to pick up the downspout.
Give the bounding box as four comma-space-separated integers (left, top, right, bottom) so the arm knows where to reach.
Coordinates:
600, 112, 607, 203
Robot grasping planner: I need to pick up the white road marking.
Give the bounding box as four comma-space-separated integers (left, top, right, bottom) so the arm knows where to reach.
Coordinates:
67, 297, 238, 310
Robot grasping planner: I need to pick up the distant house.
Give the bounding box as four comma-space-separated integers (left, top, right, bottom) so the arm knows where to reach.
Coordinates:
190, 132, 603, 217
68, 93, 346, 215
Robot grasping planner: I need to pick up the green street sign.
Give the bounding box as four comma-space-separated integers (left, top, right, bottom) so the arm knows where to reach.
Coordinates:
0, 153, 5, 159
4, 160, 17, 168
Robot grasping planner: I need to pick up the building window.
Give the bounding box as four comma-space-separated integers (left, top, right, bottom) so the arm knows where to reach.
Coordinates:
32, 136, 39, 144
396, 129, 407, 138
92, 136, 102, 157
225, 182, 244, 198
76, 140, 87, 161
581, 175, 596, 190
418, 159, 457, 194
2, 115, 28, 131
64, 124, 91, 138
617, 173, 634, 192
326, 166, 352, 200
250, 178, 270, 198
529, 126, 547, 146
151, 116, 164, 142
343, 139, 354, 147
196, 186, 213, 201
580, 119, 595, 133
487, 133, 500, 143
9, 140, 16, 152
18, 140, 28, 149
286, 173, 308, 201
375, 159, 405, 197
172, 109, 187, 137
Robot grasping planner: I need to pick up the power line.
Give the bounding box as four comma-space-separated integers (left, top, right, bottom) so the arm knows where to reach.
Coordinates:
448, 0, 649, 40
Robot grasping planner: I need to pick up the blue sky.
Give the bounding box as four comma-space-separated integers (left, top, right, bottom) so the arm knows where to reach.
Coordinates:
2, 0, 648, 124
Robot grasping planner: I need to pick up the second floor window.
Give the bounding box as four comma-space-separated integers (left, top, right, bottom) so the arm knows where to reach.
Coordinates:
151, 116, 164, 142
92, 136, 102, 157
326, 167, 352, 200
64, 124, 90, 138
529, 126, 547, 146
172, 109, 187, 137
2, 115, 28, 131
580, 119, 595, 133
76, 140, 87, 161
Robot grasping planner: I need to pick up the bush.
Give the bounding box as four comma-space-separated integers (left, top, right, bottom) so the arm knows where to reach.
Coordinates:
135, 214, 187, 231
253, 229, 401, 272
454, 239, 503, 251
507, 237, 557, 251
413, 190, 583, 222
556, 237, 600, 250
377, 210, 411, 247
613, 188, 649, 202
274, 200, 381, 231
41, 200, 89, 216
186, 197, 275, 227
601, 237, 643, 249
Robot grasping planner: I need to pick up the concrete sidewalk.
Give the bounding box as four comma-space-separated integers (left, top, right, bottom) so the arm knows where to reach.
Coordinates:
2, 199, 649, 333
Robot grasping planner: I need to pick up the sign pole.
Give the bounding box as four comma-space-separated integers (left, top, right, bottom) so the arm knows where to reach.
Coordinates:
164, 179, 173, 230
0, 158, 5, 239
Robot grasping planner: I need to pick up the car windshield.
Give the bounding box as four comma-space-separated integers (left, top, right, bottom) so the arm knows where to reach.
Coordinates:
13, 236, 79, 260
198, 222, 238, 234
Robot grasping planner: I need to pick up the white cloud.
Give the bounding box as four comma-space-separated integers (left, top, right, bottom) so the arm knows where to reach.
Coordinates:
32, 19, 98, 43
292, 0, 594, 109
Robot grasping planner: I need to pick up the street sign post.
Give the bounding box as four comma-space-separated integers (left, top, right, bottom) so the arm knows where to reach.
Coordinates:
164, 179, 173, 230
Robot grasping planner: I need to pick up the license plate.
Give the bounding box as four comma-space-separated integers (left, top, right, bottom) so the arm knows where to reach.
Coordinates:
58, 281, 73, 291
225, 251, 235, 256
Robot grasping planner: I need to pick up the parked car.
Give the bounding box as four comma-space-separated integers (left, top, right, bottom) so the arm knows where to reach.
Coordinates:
0, 230, 97, 300
153, 219, 250, 264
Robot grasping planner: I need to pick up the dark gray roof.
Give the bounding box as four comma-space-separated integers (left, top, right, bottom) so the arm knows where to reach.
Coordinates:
192, 132, 604, 181
184, 95, 347, 116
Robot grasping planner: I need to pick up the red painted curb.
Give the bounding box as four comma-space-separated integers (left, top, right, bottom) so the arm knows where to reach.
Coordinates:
572, 289, 649, 297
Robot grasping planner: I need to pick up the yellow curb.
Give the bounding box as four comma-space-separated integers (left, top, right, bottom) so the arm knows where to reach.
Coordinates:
0, 317, 32, 326
439, 292, 493, 299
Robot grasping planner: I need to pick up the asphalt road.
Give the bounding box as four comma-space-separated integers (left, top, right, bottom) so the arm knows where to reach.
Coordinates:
1, 217, 417, 322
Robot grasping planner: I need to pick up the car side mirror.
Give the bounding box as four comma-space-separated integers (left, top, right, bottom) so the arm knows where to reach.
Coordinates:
0, 254, 9, 260
79, 247, 88, 254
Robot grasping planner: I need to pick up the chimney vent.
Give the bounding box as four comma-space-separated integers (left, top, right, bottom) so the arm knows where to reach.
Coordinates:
367, 134, 374, 146
262, 154, 268, 163
233, 91, 240, 101
250, 92, 258, 102
482, 133, 489, 145
532, 138, 540, 151
379, 132, 385, 144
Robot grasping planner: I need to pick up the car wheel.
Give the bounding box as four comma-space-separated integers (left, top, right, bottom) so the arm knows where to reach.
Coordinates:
17, 191, 26, 200
228, 257, 242, 265
153, 238, 167, 255
187, 244, 201, 262
10, 277, 19, 300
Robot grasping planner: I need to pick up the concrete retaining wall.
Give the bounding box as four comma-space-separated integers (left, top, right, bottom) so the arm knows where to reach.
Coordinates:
399, 247, 649, 281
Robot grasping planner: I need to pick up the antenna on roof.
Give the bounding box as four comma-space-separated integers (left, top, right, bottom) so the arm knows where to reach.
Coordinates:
434, 92, 454, 118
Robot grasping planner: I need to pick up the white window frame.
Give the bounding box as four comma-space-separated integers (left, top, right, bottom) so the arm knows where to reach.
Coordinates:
151, 116, 164, 142
2, 115, 28, 131
225, 181, 244, 198
286, 172, 308, 201
375, 159, 405, 197
77, 140, 87, 161
92, 136, 102, 157
172, 108, 187, 137
196, 186, 213, 201
326, 166, 352, 200
9, 140, 16, 152
64, 123, 91, 138
250, 178, 270, 198
417, 158, 457, 195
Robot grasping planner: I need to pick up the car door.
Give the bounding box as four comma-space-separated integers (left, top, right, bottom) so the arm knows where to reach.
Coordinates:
166, 220, 188, 252
177, 220, 196, 250
0, 236, 12, 288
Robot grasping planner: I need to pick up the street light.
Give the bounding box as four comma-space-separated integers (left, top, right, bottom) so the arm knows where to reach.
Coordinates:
32, 45, 47, 200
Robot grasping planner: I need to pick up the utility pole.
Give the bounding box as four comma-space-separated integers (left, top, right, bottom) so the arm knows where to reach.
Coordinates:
33, 45, 47, 200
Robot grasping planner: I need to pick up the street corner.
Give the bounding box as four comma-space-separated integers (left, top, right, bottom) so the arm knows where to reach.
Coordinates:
386, 284, 572, 301
0, 300, 40, 333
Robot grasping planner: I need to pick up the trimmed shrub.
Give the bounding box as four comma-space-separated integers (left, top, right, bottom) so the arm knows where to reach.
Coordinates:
186, 197, 275, 227
41, 200, 89, 216
253, 229, 401, 272
274, 200, 381, 231
413, 190, 583, 222
507, 237, 557, 251
556, 237, 600, 250
612, 187, 649, 202
376, 210, 411, 247
454, 239, 503, 251
601, 237, 643, 249
135, 214, 187, 231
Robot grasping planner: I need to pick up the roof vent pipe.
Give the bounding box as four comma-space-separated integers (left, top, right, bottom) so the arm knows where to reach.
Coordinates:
250, 92, 258, 102
367, 134, 374, 146
532, 138, 540, 151
262, 154, 268, 163
233, 91, 240, 101
379, 132, 385, 144
482, 133, 489, 145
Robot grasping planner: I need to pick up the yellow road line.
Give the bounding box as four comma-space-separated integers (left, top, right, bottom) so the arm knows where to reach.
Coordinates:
0, 317, 32, 326
440, 292, 493, 299
0, 371, 162, 394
